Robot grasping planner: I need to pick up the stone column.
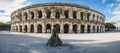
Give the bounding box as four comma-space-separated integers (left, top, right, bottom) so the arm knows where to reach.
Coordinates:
84, 24, 87, 33
27, 11, 31, 20
90, 25, 93, 33
42, 9, 46, 19
95, 25, 97, 33
34, 23, 37, 33
61, 10, 64, 18
42, 22, 45, 33
77, 24, 80, 33
51, 9, 55, 18
60, 22, 64, 33
77, 12, 80, 19
98, 25, 101, 33
22, 24, 25, 33
69, 10, 73, 19
34, 10, 38, 19
27, 24, 31, 33
69, 23, 73, 33
22, 13, 25, 21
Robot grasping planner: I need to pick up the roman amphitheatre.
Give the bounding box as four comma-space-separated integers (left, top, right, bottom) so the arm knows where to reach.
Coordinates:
11, 3, 105, 33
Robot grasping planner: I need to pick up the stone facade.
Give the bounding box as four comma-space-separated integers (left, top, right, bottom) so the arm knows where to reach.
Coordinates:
11, 3, 105, 33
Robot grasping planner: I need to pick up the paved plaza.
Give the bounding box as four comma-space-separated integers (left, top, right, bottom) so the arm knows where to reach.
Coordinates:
0, 31, 120, 53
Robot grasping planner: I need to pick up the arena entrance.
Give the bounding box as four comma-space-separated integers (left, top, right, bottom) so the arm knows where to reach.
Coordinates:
81, 25, 85, 33
46, 24, 51, 33
97, 26, 99, 32
93, 26, 95, 33
30, 24, 34, 33
19, 25, 22, 32
24, 25, 27, 32
37, 24, 42, 33
87, 25, 91, 33
73, 24, 77, 33
64, 24, 69, 33
55, 24, 60, 33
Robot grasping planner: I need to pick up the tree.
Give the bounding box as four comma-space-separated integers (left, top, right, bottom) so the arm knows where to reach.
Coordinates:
0, 22, 10, 30
105, 23, 116, 31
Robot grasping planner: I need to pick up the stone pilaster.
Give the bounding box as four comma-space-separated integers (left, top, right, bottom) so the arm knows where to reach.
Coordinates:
22, 24, 25, 32
69, 23, 73, 33
42, 23, 45, 33
34, 23, 37, 33
77, 12, 80, 19
84, 24, 87, 33
34, 10, 38, 19
51, 9, 55, 18
27, 24, 31, 33
77, 24, 80, 33
60, 22, 64, 33
90, 25, 93, 33
69, 10, 73, 19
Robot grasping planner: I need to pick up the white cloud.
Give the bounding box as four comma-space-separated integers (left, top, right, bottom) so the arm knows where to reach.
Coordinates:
108, 3, 120, 22
116, 0, 120, 2
0, 0, 31, 22
102, 0, 106, 3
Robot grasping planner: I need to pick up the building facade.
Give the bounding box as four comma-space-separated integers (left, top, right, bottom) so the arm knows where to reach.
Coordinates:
11, 3, 105, 33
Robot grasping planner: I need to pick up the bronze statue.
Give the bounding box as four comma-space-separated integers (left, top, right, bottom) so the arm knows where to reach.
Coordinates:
47, 25, 62, 46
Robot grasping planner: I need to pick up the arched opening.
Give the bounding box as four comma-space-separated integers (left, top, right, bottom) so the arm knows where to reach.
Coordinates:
46, 10, 51, 18
64, 10, 69, 18
73, 24, 77, 33
46, 24, 51, 33
55, 24, 60, 33
24, 25, 27, 33
93, 26, 95, 33
24, 12, 27, 20
55, 11, 60, 18
97, 26, 99, 32
81, 25, 84, 33
81, 12, 84, 20
38, 10, 42, 18
30, 12, 34, 19
19, 25, 22, 32
37, 24, 42, 33
73, 11, 77, 19
87, 25, 91, 33
64, 24, 69, 33
30, 24, 34, 33
87, 13, 90, 20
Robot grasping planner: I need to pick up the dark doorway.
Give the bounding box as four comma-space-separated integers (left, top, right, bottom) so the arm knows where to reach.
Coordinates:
93, 26, 95, 33
73, 24, 77, 33
64, 24, 69, 33
19, 25, 22, 32
81, 25, 84, 33
37, 24, 42, 33
46, 24, 51, 33
24, 25, 27, 32
87, 25, 91, 33
30, 24, 34, 33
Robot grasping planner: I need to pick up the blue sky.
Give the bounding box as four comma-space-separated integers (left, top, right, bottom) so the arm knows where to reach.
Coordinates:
0, 0, 120, 22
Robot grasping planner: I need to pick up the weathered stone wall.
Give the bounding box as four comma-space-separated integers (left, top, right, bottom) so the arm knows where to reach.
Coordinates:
11, 3, 105, 33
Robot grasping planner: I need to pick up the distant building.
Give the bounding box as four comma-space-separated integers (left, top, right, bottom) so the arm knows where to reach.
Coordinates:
113, 22, 120, 30
11, 2, 105, 33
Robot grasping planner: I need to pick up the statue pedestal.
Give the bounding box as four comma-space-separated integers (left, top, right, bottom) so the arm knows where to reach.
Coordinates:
47, 35, 62, 47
